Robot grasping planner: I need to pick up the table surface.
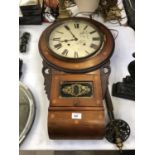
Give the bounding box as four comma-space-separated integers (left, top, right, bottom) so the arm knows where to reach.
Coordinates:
19, 4, 135, 150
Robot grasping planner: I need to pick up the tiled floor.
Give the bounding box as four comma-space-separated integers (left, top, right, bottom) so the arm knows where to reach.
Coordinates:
19, 150, 135, 155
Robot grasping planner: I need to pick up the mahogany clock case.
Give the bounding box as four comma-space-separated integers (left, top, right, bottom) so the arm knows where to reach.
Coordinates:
44, 66, 111, 139
39, 17, 114, 73
39, 17, 115, 139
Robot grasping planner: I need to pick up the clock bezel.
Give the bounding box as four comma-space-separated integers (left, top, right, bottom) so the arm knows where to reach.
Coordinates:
46, 19, 104, 60
39, 17, 114, 73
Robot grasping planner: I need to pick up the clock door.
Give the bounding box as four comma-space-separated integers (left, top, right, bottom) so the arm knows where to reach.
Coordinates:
49, 70, 104, 107
48, 69, 106, 139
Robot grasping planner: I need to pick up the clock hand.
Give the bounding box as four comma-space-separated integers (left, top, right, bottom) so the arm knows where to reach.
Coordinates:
64, 25, 78, 41
69, 31, 78, 41
60, 39, 77, 42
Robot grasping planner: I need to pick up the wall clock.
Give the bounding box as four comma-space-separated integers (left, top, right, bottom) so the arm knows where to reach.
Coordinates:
39, 17, 114, 139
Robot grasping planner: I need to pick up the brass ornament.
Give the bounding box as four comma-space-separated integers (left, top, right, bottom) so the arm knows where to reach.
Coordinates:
57, 0, 71, 19
61, 82, 92, 97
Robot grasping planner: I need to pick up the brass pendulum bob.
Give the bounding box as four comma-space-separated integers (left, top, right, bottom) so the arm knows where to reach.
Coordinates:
105, 88, 130, 152
57, 0, 71, 19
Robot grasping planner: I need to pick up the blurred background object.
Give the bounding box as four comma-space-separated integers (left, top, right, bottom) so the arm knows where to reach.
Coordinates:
19, 59, 23, 79
20, 32, 31, 53
112, 53, 135, 100
19, 0, 43, 25
97, 0, 122, 22
43, 0, 59, 20
75, 0, 100, 13
123, 0, 135, 29
44, 0, 58, 8
19, 82, 36, 144
57, 0, 71, 18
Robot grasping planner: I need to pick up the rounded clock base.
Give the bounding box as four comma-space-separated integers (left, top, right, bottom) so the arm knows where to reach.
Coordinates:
48, 108, 105, 139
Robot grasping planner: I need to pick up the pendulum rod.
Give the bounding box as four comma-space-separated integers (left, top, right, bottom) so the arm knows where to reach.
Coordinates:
105, 88, 130, 152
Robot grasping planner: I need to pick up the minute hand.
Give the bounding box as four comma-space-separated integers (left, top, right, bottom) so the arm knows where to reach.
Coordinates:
64, 26, 78, 40
60, 39, 76, 42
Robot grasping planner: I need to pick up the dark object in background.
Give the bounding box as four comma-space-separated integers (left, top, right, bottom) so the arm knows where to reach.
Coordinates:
54, 150, 135, 155
19, 15, 42, 25
19, 59, 23, 79
19, 0, 43, 25
50, 6, 59, 18
97, 0, 122, 22
123, 0, 135, 29
112, 53, 135, 100
20, 0, 42, 10
43, 0, 59, 19
20, 7, 42, 16
20, 32, 31, 53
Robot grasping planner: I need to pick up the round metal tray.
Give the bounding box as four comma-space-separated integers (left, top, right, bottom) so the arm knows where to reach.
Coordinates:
19, 82, 36, 144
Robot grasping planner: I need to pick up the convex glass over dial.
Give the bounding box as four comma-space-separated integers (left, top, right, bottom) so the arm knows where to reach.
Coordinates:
48, 20, 105, 59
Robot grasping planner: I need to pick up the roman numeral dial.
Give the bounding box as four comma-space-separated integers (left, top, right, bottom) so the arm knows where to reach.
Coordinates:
92, 37, 100, 41
74, 23, 79, 29
54, 43, 62, 50
48, 20, 104, 59
53, 38, 60, 41
90, 30, 96, 34
74, 52, 78, 58
62, 49, 68, 56
90, 43, 99, 50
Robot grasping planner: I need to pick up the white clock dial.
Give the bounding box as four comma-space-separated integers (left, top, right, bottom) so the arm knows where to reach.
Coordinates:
48, 20, 105, 59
